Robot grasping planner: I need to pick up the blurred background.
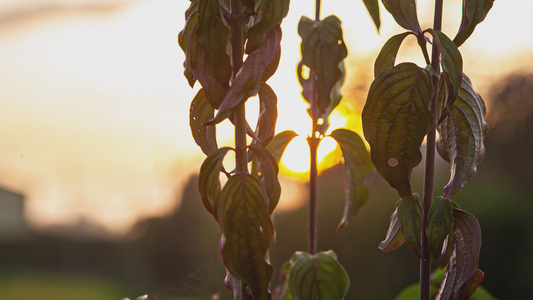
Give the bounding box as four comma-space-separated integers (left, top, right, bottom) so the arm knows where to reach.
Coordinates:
1, 0, 532, 299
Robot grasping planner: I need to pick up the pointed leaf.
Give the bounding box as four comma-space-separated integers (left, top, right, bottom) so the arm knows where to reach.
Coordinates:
189, 89, 218, 155
362, 63, 433, 197
374, 32, 413, 78
426, 196, 454, 265
248, 144, 281, 213
378, 204, 406, 252
381, 0, 421, 32
255, 83, 278, 145
289, 251, 350, 300
362, 0, 381, 31
426, 29, 463, 109
246, 0, 290, 53
298, 15, 348, 116
440, 226, 455, 269
267, 130, 299, 162
435, 208, 483, 300
178, 0, 198, 87
198, 147, 233, 218
218, 174, 275, 300
454, 0, 495, 47
208, 25, 282, 124
329, 129, 375, 231
437, 74, 488, 198
398, 194, 423, 258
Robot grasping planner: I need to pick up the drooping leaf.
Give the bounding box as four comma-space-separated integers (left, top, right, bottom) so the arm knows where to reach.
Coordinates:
362, 63, 434, 197
266, 130, 299, 162
218, 174, 275, 300
454, 0, 495, 47
425, 29, 463, 110
426, 196, 454, 266
247, 0, 290, 53
440, 226, 455, 269
248, 144, 281, 213
362, 0, 381, 31
289, 251, 350, 300
329, 128, 375, 231
198, 147, 233, 218
196, 0, 232, 89
435, 208, 483, 300
378, 204, 406, 252
398, 194, 423, 258
298, 15, 348, 117
208, 24, 282, 124
255, 83, 278, 145
189, 89, 218, 155
374, 32, 413, 78
178, 0, 198, 87
437, 74, 488, 198
381, 0, 421, 33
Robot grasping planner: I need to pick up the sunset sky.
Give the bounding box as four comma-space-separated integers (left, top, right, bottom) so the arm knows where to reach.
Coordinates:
0, 0, 531, 236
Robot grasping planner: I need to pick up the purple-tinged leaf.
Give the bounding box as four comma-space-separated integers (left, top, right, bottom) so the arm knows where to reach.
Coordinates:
218, 174, 275, 300
362, 0, 381, 31
255, 83, 278, 146
437, 74, 488, 198
381, 0, 421, 33
362, 63, 433, 197
379, 204, 406, 252
208, 25, 282, 124
246, 0, 290, 53
298, 15, 348, 117
439, 226, 455, 269
425, 29, 463, 111
196, 0, 232, 89
398, 194, 423, 258
189, 89, 218, 156
329, 129, 375, 232
374, 32, 413, 78
426, 196, 454, 266
454, 0, 494, 47
435, 208, 483, 300
289, 251, 350, 300
248, 144, 281, 214
198, 147, 233, 218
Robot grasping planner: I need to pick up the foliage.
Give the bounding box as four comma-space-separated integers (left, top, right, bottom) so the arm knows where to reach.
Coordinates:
362, 0, 494, 299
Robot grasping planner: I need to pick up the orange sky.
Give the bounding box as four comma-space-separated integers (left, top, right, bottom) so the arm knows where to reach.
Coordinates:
0, 0, 531, 236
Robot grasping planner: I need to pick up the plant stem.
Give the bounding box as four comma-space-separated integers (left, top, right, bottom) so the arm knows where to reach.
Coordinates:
420, 1, 443, 300
229, 1, 251, 299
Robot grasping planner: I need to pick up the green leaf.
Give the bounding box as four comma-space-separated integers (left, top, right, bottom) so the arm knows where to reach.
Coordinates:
189, 89, 218, 155
248, 144, 281, 213
437, 74, 488, 198
178, 0, 198, 87
218, 174, 275, 300
381, 0, 421, 33
454, 0, 495, 47
267, 130, 299, 162
289, 251, 350, 300
272, 262, 294, 300
362, 63, 433, 197
329, 129, 375, 232
440, 225, 455, 269
398, 194, 423, 258
196, 0, 232, 89
378, 204, 406, 252
198, 147, 233, 218
298, 15, 348, 117
255, 83, 278, 145
425, 29, 463, 112
362, 0, 381, 31
246, 0, 290, 53
435, 208, 483, 300
208, 25, 282, 124
426, 196, 454, 267
374, 32, 413, 78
